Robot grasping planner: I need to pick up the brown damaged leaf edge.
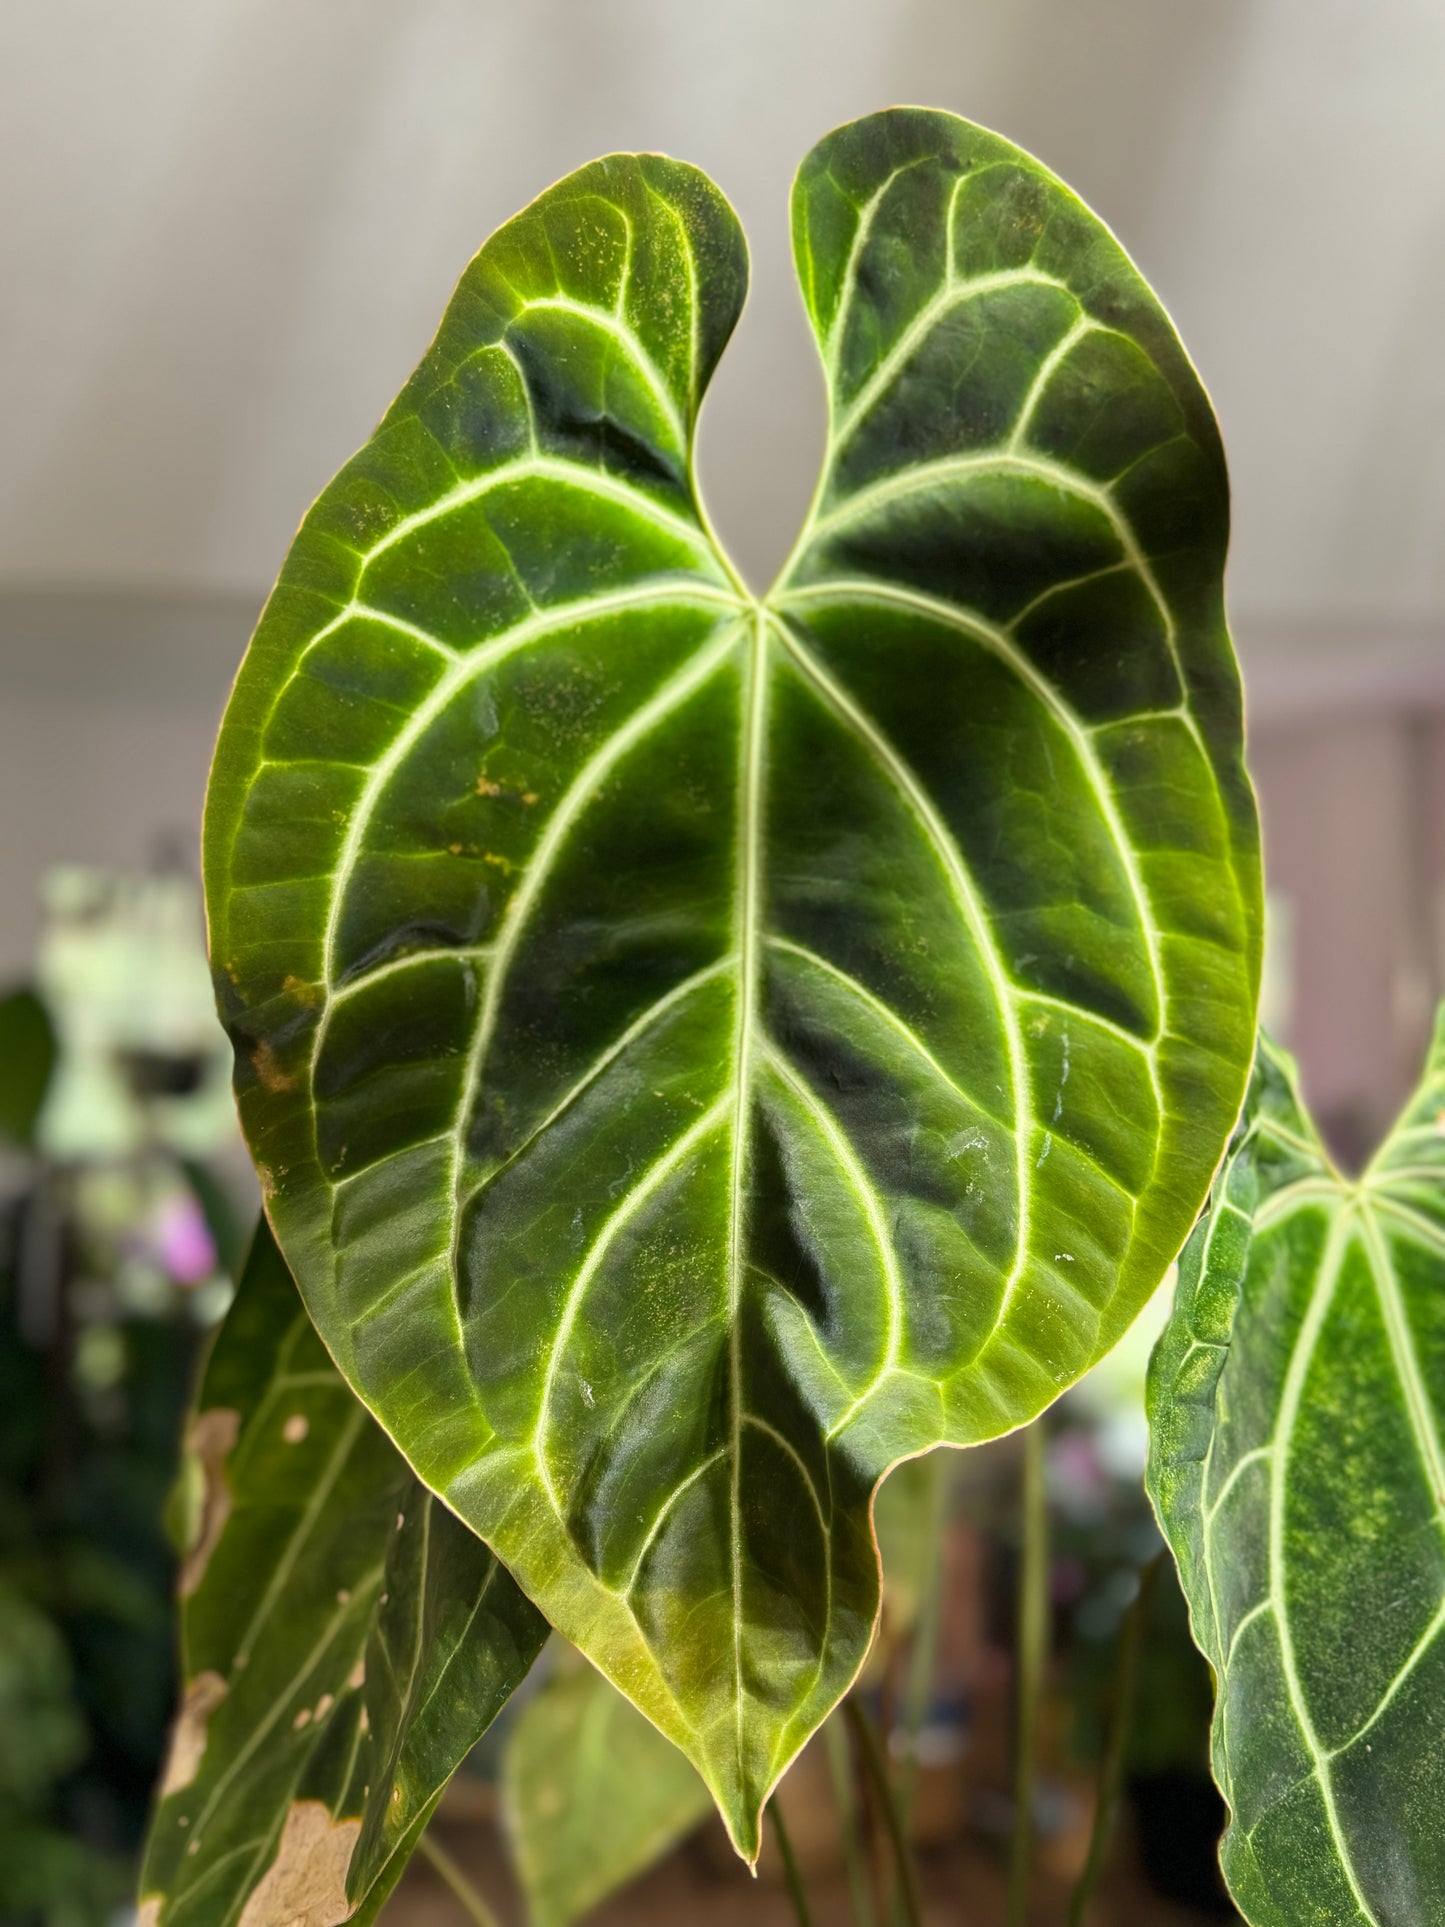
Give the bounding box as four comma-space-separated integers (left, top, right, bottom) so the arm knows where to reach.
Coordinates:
137, 1222, 547, 1926
236, 1801, 361, 1927
177, 1407, 239, 1598
158, 1670, 228, 1798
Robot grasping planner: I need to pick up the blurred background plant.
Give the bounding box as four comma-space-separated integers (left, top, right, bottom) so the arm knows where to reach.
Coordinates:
0, 868, 246, 1927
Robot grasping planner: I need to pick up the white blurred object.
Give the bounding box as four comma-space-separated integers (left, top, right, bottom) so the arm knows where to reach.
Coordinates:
34, 865, 235, 1162
1260, 888, 1296, 1042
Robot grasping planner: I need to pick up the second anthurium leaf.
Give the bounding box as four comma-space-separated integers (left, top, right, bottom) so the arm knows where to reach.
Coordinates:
137, 1221, 547, 1927
1148, 1019, 1445, 1924
504, 1654, 713, 1927
203, 107, 1260, 1856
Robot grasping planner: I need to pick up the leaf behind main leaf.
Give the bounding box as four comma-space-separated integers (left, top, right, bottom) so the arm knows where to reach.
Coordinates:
1148, 1018, 1445, 1924
204, 111, 1260, 1858
138, 1222, 546, 1927
504, 1655, 712, 1927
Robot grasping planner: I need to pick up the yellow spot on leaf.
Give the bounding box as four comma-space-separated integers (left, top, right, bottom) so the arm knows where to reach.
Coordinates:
282, 1414, 309, 1444
251, 1041, 295, 1094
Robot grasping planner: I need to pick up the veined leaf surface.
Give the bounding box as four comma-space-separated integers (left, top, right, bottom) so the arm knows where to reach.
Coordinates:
204, 108, 1260, 1855
504, 1654, 712, 1927
138, 1222, 546, 1927
1148, 1022, 1445, 1923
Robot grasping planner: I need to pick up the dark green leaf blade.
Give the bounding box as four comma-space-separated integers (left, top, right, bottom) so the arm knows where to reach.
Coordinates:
138, 1222, 546, 1927
1148, 1019, 1445, 1924
0, 986, 56, 1148
203, 113, 1259, 1857
503, 1657, 712, 1927
777, 109, 1259, 1437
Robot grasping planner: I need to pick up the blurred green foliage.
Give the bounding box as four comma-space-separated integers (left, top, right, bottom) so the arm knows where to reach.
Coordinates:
1, 1190, 203, 1925
0, 989, 56, 1150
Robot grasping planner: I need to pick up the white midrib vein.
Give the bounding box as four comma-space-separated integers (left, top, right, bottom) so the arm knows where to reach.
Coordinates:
805, 449, 1199, 730
310, 579, 739, 1043
519, 294, 687, 453
775, 574, 1168, 1093
1208, 1159, 1445, 1905
832, 264, 1072, 450
233, 1403, 368, 1671
762, 1040, 903, 1437
1358, 1203, 1445, 1508
192, 1551, 383, 1861
766, 610, 1035, 1338
531, 1095, 730, 1518
1261, 1203, 1382, 1925
445, 618, 747, 1277
726, 605, 769, 1789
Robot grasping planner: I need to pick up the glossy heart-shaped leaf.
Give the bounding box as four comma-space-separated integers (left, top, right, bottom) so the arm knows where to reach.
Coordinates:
138, 1222, 546, 1927
203, 107, 1260, 1856
504, 1655, 712, 1927
1148, 1020, 1445, 1924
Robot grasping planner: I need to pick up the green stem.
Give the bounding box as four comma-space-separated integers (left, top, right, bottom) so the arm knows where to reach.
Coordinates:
1008, 1417, 1049, 1927
418, 1830, 502, 1927
1067, 1550, 1164, 1927
769, 1796, 817, 1927
825, 1714, 878, 1927
844, 1696, 923, 1927
896, 1453, 951, 1830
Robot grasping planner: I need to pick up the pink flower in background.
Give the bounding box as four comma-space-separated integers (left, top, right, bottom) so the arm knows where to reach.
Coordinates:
157, 1191, 216, 1285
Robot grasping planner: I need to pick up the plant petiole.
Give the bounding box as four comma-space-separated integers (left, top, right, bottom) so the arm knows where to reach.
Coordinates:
843, 1695, 924, 1927
1008, 1417, 1049, 1927
418, 1829, 503, 1927
1067, 1550, 1164, 1927
769, 1796, 817, 1927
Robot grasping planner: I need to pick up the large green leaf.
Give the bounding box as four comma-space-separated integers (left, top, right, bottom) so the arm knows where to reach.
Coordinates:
1148, 1020, 1445, 1924
203, 107, 1260, 1856
138, 1222, 546, 1927
504, 1654, 712, 1927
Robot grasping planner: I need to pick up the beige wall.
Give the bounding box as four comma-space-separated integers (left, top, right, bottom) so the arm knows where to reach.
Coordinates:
1252, 707, 1445, 1158
3, 0, 1445, 610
